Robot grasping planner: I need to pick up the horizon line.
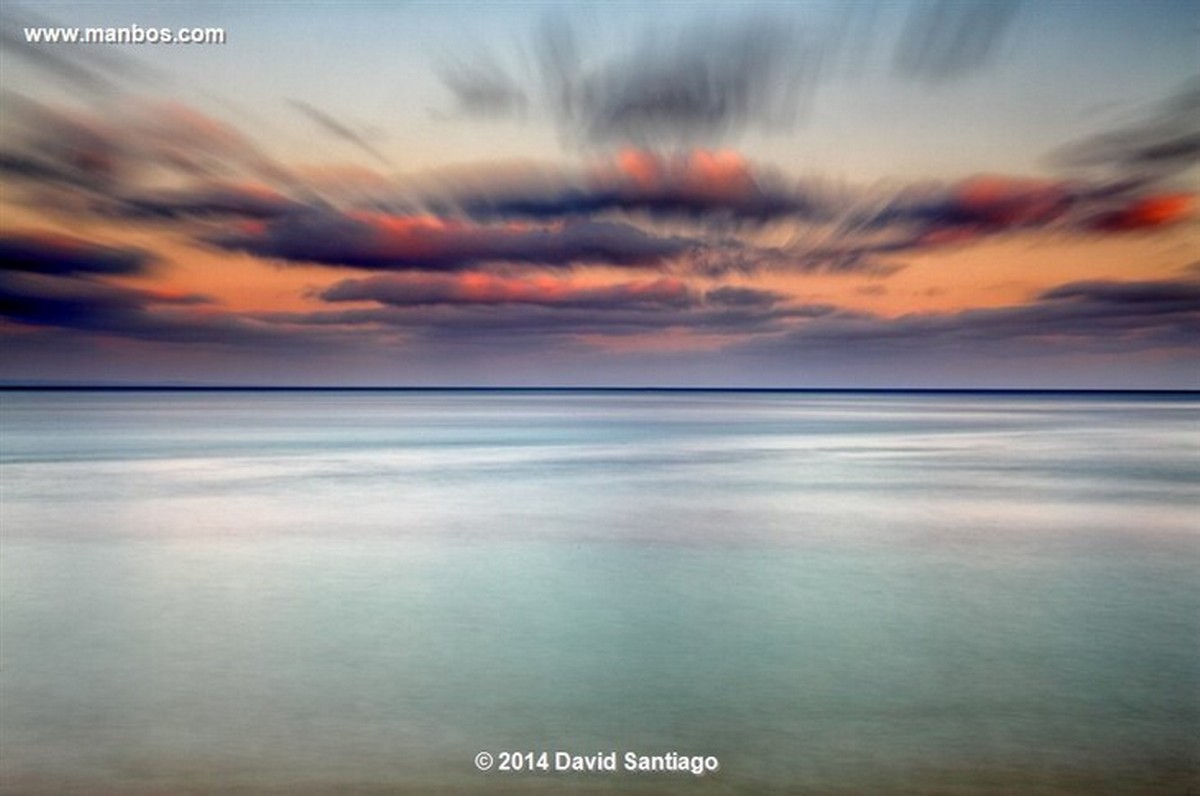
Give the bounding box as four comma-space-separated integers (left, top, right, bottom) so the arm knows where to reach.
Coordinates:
1, 385, 1197, 395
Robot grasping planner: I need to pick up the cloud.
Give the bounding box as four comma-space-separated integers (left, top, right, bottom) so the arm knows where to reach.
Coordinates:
676, 235, 904, 278
108, 183, 301, 220
0, 98, 290, 202
915, 175, 1072, 232
851, 175, 1072, 239
319, 273, 695, 309
0, 232, 153, 276
0, 269, 253, 344
438, 3, 1038, 148
0, 232, 217, 342
423, 158, 1190, 278
835, 174, 1192, 258
209, 209, 694, 271
288, 100, 391, 166
567, 18, 821, 147
704, 285, 785, 308
743, 277, 1200, 359
1083, 194, 1194, 233
1, 94, 1189, 291
428, 156, 1192, 280
0, 25, 112, 94
431, 149, 826, 224
1054, 77, 1200, 185
438, 57, 528, 117
134, 101, 288, 182
1039, 278, 1200, 309
893, 0, 1023, 83
0, 99, 129, 192
0, 263, 323, 349
0, 231, 328, 350
0, 271, 209, 318
0, 7, 140, 95
262, 294, 841, 342
439, 12, 827, 148
257, 266, 844, 342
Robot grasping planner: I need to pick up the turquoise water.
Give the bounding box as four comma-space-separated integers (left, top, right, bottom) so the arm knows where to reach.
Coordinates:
1, 391, 1197, 794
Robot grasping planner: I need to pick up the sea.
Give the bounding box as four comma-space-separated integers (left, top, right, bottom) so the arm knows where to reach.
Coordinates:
1, 390, 1197, 794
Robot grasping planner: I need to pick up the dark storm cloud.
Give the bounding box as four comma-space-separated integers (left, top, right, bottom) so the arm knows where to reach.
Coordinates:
0, 230, 334, 349
0, 233, 153, 276
209, 209, 694, 271
0, 271, 207, 317
288, 100, 391, 166
0, 231, 209, 339
0, 268, 329, 348
0, 271, 226, 339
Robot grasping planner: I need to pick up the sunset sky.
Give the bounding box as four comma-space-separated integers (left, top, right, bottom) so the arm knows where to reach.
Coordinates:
1, 0, 1196, 387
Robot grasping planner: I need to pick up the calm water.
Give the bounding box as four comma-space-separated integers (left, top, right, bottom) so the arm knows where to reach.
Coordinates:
1, 391, 1197, 794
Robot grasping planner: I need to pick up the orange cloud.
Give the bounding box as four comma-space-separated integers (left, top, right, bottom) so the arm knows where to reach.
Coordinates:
1089, 194, 1194, 232
610, 148, 756, 200
952, 175, 1071, 227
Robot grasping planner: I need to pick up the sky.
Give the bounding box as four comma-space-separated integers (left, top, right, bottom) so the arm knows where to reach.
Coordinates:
0, 0, 1196, 388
